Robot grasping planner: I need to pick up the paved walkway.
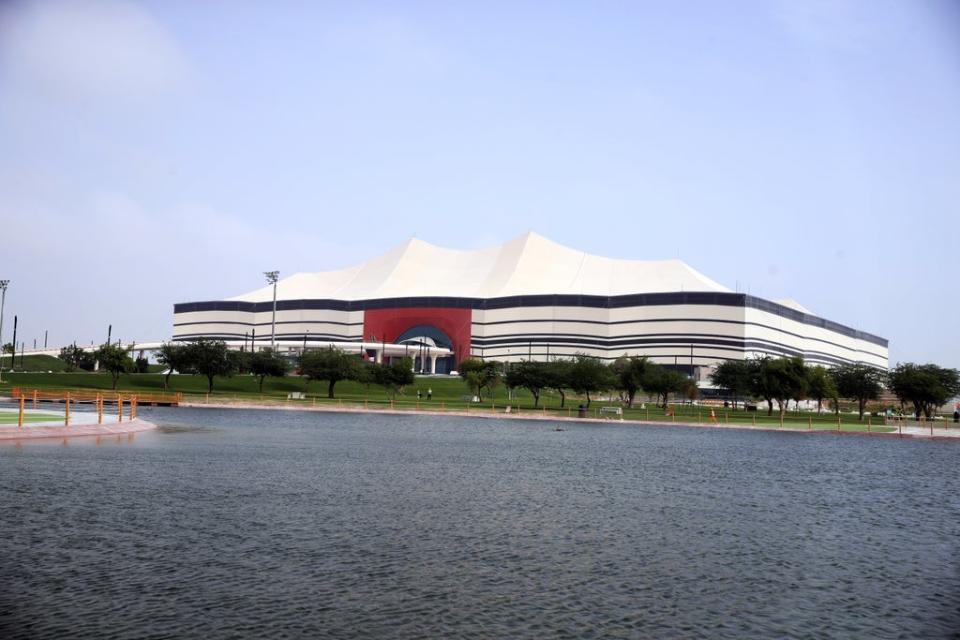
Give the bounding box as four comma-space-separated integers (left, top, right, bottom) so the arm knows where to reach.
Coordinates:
0, 409, 157, 441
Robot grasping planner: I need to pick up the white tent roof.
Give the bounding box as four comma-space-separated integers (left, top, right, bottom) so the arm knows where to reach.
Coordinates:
773, 298, 812, 314
231, 232, 732, 302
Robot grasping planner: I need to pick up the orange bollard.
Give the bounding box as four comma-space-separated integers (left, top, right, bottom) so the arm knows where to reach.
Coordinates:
97, 395, 103, 424
33, 389, 38, 409
18, 396, 24, 427
118, 396, 123, 423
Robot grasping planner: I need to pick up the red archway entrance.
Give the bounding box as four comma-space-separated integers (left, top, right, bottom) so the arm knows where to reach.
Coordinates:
362, 307, 471, 366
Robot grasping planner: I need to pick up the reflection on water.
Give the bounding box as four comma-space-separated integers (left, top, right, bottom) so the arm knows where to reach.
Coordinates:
1, 407, 958, 638
156, 424, 220, 434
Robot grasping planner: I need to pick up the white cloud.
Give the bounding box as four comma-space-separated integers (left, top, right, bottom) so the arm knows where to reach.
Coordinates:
0, 0, 190, 100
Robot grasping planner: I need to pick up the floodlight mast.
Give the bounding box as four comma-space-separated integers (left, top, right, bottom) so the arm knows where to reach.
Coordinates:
0, 280, 8, 382
264, 271, 279, 351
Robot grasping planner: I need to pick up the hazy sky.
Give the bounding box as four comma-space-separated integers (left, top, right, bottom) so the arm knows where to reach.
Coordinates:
1, 0, 958, 366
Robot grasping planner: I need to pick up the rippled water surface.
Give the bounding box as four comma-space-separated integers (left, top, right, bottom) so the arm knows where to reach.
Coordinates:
2, 408, 959, 638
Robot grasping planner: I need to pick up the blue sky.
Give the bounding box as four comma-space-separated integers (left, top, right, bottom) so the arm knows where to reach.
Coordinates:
1, 0, 958, 366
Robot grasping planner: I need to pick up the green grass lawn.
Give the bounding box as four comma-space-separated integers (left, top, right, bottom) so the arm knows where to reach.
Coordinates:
1, 371, 912, 433
0, 409, 62, 424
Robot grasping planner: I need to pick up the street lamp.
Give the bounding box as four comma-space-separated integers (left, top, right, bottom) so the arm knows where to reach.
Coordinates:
0, 280, 8, 382
264, 271, 279, 351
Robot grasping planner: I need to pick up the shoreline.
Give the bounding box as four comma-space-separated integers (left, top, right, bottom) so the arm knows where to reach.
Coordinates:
178, 400, 960, 441
0, 417, 157, 441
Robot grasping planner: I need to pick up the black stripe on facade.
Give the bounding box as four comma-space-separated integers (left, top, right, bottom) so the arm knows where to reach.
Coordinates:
476, 341, 863, 367
174, 315, 887, 361
471, 328, 887, 362
173, 292, 886, 347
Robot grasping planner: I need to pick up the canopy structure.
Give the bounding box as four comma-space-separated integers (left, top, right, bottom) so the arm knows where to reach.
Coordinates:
174, 232, 887, 374
231, 232, 730, 302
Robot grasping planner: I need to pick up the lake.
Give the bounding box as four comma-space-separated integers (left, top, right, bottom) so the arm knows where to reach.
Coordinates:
1, 407, 958, 638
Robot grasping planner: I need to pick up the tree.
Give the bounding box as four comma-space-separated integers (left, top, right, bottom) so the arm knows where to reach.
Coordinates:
831, 363, 885, 421
2, 343, 13, 369
888, 363, 960, 419
763, 356, 808, 419
458, 357, 501, 402
805, 365, 837, 415
611, 355, 650, 408
543, 359, 573, 408
709, 360, 752, 409
57, 344, 96, 372
94, 343, 133, 390
746, 356, 778, 416
186, 338, 235, 393
682, 378, 700, 404
249, 349, 290, 392
505, 360, 550, 407
301, 348, 361, 398
567, 355, 616, 407
642, 364, 687, 408
372, 357, 415, 399
155, 343, 192, 390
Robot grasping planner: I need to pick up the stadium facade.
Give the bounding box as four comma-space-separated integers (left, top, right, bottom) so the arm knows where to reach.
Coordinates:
172, 232, 888, 377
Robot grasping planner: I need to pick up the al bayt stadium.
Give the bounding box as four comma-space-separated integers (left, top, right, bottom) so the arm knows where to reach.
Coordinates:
172, 232, 888, 377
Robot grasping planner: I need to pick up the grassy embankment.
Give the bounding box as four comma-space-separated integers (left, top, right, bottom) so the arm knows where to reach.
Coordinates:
0, 354, 165, 373
0, 369, 908, 433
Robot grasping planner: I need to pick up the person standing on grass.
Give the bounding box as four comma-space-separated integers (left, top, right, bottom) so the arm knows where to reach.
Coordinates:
417, 389, 422, 400
427, 388, 432, 401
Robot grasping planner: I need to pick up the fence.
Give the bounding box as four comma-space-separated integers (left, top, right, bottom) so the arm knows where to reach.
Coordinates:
3, 388, 173, 427
10, 388, 180, 406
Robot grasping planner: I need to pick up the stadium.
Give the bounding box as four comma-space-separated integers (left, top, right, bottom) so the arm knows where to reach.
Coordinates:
172, 232, 888, 378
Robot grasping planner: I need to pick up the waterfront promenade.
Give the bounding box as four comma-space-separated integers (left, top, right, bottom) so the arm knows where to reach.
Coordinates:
0, 409, 156, 441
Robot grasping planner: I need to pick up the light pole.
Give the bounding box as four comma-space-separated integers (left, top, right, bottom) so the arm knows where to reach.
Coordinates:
0, 280, 7, 381
264, 271, 279, 351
